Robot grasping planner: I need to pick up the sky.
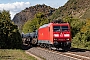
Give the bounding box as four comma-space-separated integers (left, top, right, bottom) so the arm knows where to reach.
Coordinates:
0, 0, 68, 19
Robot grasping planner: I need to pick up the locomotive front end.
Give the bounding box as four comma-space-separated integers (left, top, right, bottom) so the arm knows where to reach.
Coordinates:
53, 23, 71, 49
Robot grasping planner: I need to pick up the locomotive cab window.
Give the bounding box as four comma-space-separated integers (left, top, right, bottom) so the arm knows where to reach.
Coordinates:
61, 26, 69, 31
53, 26, 61, 32
53, 26, 69, 32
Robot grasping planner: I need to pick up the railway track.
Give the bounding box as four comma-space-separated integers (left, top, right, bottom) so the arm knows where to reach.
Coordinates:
23, 39, 90, 60
37, 47, 90, 60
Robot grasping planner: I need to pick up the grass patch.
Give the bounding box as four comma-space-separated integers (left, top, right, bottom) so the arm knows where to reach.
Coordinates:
0, 49, 37, 60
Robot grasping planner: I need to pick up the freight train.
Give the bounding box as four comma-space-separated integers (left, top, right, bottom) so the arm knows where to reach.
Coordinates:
22, 21, 71, 50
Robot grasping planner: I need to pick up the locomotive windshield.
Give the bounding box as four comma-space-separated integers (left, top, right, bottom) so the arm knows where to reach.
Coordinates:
53, 26, 69, 32
53, 26, 60, 32
61, 26, 69, 31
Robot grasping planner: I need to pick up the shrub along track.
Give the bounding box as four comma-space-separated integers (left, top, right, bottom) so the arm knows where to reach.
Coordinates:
26, 47, 90, 60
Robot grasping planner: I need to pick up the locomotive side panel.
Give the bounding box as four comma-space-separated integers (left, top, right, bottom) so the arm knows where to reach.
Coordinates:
38, 26, 51, 44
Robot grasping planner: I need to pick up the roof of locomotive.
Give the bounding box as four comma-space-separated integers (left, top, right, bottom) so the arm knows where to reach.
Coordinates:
39, 22, 69, 29
39, 23, 51, 29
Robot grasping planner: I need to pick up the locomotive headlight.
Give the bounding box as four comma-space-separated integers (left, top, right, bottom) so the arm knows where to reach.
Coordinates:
64, 34, 70, 37
54, 34, 59, 37
54, 38, 58, 40
66, 38, 69, 40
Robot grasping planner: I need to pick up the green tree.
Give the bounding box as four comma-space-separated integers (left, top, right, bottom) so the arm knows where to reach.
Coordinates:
23, 12, 49, 33
64, 17, 85, 37
0, 10, 22, 49
63, 17, 90, 49
72, 19, 90, 49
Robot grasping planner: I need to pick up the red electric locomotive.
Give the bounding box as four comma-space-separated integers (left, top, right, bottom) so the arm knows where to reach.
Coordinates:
38, 22, 71, 50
